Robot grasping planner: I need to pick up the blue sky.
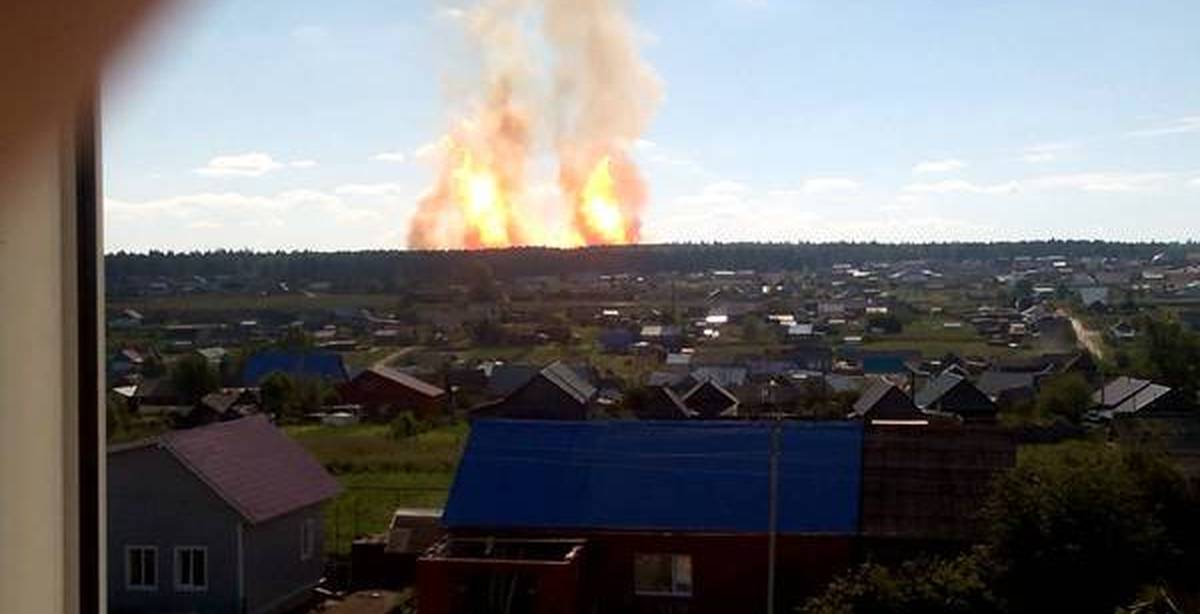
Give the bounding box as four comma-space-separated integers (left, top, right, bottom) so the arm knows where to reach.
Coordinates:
103, 0, 1200, 252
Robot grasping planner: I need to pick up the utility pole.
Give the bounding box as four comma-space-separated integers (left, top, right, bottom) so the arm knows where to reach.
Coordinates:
766, 413, 781, 614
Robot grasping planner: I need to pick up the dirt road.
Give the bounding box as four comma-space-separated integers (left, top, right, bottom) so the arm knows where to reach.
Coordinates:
1060, 309, 1105, 360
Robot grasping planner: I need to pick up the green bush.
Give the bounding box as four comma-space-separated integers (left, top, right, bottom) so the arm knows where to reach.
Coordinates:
799, 550, 1001, 614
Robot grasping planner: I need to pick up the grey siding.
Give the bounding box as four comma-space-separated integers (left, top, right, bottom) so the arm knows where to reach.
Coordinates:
243, 504, 326, 614
107, 446, 242, 613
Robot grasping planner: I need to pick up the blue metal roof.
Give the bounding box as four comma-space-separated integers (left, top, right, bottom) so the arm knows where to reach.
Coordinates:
242, 350, 348, 385
443, 420, 862, 534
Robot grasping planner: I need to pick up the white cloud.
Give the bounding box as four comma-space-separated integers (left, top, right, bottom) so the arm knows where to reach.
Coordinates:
371, 151, 408, 163
903, 179, 1017, 195
1127, 115, 1200, 137
913, 159, 967, 174
634, 138, 657, 151
334, 182, 409, 197
412, 139, 448, 160
1030, 172, 1170, 192
800, 177, 859, 193
1190, 177, 1200, 188
1021, 143, 1072, 164
289, 159, 317, 168
194, 152, 285, 178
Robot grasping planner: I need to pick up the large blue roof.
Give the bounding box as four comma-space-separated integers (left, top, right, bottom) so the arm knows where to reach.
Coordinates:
443, 420, 863, 534
242, 350, 347, 385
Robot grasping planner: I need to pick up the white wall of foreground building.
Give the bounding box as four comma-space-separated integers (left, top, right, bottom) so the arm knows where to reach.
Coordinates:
0, 118, 100, 614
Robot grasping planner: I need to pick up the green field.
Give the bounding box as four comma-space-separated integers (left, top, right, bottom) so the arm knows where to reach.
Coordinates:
285, 422, 468, 554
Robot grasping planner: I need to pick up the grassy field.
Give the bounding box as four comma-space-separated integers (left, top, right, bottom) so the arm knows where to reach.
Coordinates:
285, 422, 468, 554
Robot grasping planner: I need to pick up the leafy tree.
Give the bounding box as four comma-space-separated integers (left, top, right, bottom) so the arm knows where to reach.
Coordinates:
1135, 317, 1200, 408
388, 411, 428, 440
259, 371, 336, 422
169, 354, 220, 404
799, 550, 1002, 614
1034, 372, 1092, 423
259, 371, 295, 417
983, 442, 1185, 614
463, 258, 499, 302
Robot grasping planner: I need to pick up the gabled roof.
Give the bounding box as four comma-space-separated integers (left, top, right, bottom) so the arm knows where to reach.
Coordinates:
484, 363, 540, 397
444, 420, 863, 534
1093, 376, 1152, 409
977, 370, 1037, 397
852, 380, 921, 420
539, 361, 597, 404
120, 416, 340, 524
915, 372, 965, 408
691, 365, 748, 388
638, 386, 696, 419
364, 365, 445, 398
682, 378, 740, 416
1112, 383, 1174, 414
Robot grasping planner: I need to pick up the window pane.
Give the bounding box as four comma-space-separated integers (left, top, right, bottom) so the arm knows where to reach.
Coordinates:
634, 554, 673, 593
672, 555, 693, 594
148, 550, 156, 586
180, 550, 192, 585
194, 550, 206, 587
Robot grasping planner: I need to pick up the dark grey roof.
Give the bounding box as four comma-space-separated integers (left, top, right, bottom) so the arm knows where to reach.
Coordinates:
1093, 376, 1153, 409
853, 380, 896, 415
915, 372, 965, 409
977, 370, 1038, 397
1112, 383, 1173, 414
540, 361, 597, 404
159, 415, 340, 524
486, 364, 540, 397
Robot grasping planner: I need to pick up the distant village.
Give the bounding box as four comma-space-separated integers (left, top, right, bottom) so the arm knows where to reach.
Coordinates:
103, 246, 1200, 613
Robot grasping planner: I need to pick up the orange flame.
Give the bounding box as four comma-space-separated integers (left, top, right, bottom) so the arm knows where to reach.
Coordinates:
451, 150, 516, 248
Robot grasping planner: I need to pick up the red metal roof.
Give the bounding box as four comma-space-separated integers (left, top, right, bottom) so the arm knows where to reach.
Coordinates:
366, 365, 446, 398
162, 415, 340, 524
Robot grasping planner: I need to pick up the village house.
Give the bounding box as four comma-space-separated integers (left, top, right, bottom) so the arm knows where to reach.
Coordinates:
1092, 376, 1184, 417
914, 370, 999, 423
339, 365, 447, 421
471, 361, 597, 420
107, 416, 340, 613
419, 420, 864, 614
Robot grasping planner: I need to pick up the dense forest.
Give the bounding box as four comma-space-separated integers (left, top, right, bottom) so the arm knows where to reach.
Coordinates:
106, 241, 1195, 291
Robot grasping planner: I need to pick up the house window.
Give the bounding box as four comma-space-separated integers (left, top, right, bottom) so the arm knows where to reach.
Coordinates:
301, 518, 316, 561
174, 547, 207, 592
125, 546, 158, 591
633, 553, 693, 597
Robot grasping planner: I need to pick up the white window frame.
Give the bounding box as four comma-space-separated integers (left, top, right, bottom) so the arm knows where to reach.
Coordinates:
173, 546, 208, 592
300, 518, 316, 561
124, 545, 158, 591
633, 553, 693, 597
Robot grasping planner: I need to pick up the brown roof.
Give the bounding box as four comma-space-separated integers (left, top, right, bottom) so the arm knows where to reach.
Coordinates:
367, 365, 446, 398
161, 415, 340, 524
